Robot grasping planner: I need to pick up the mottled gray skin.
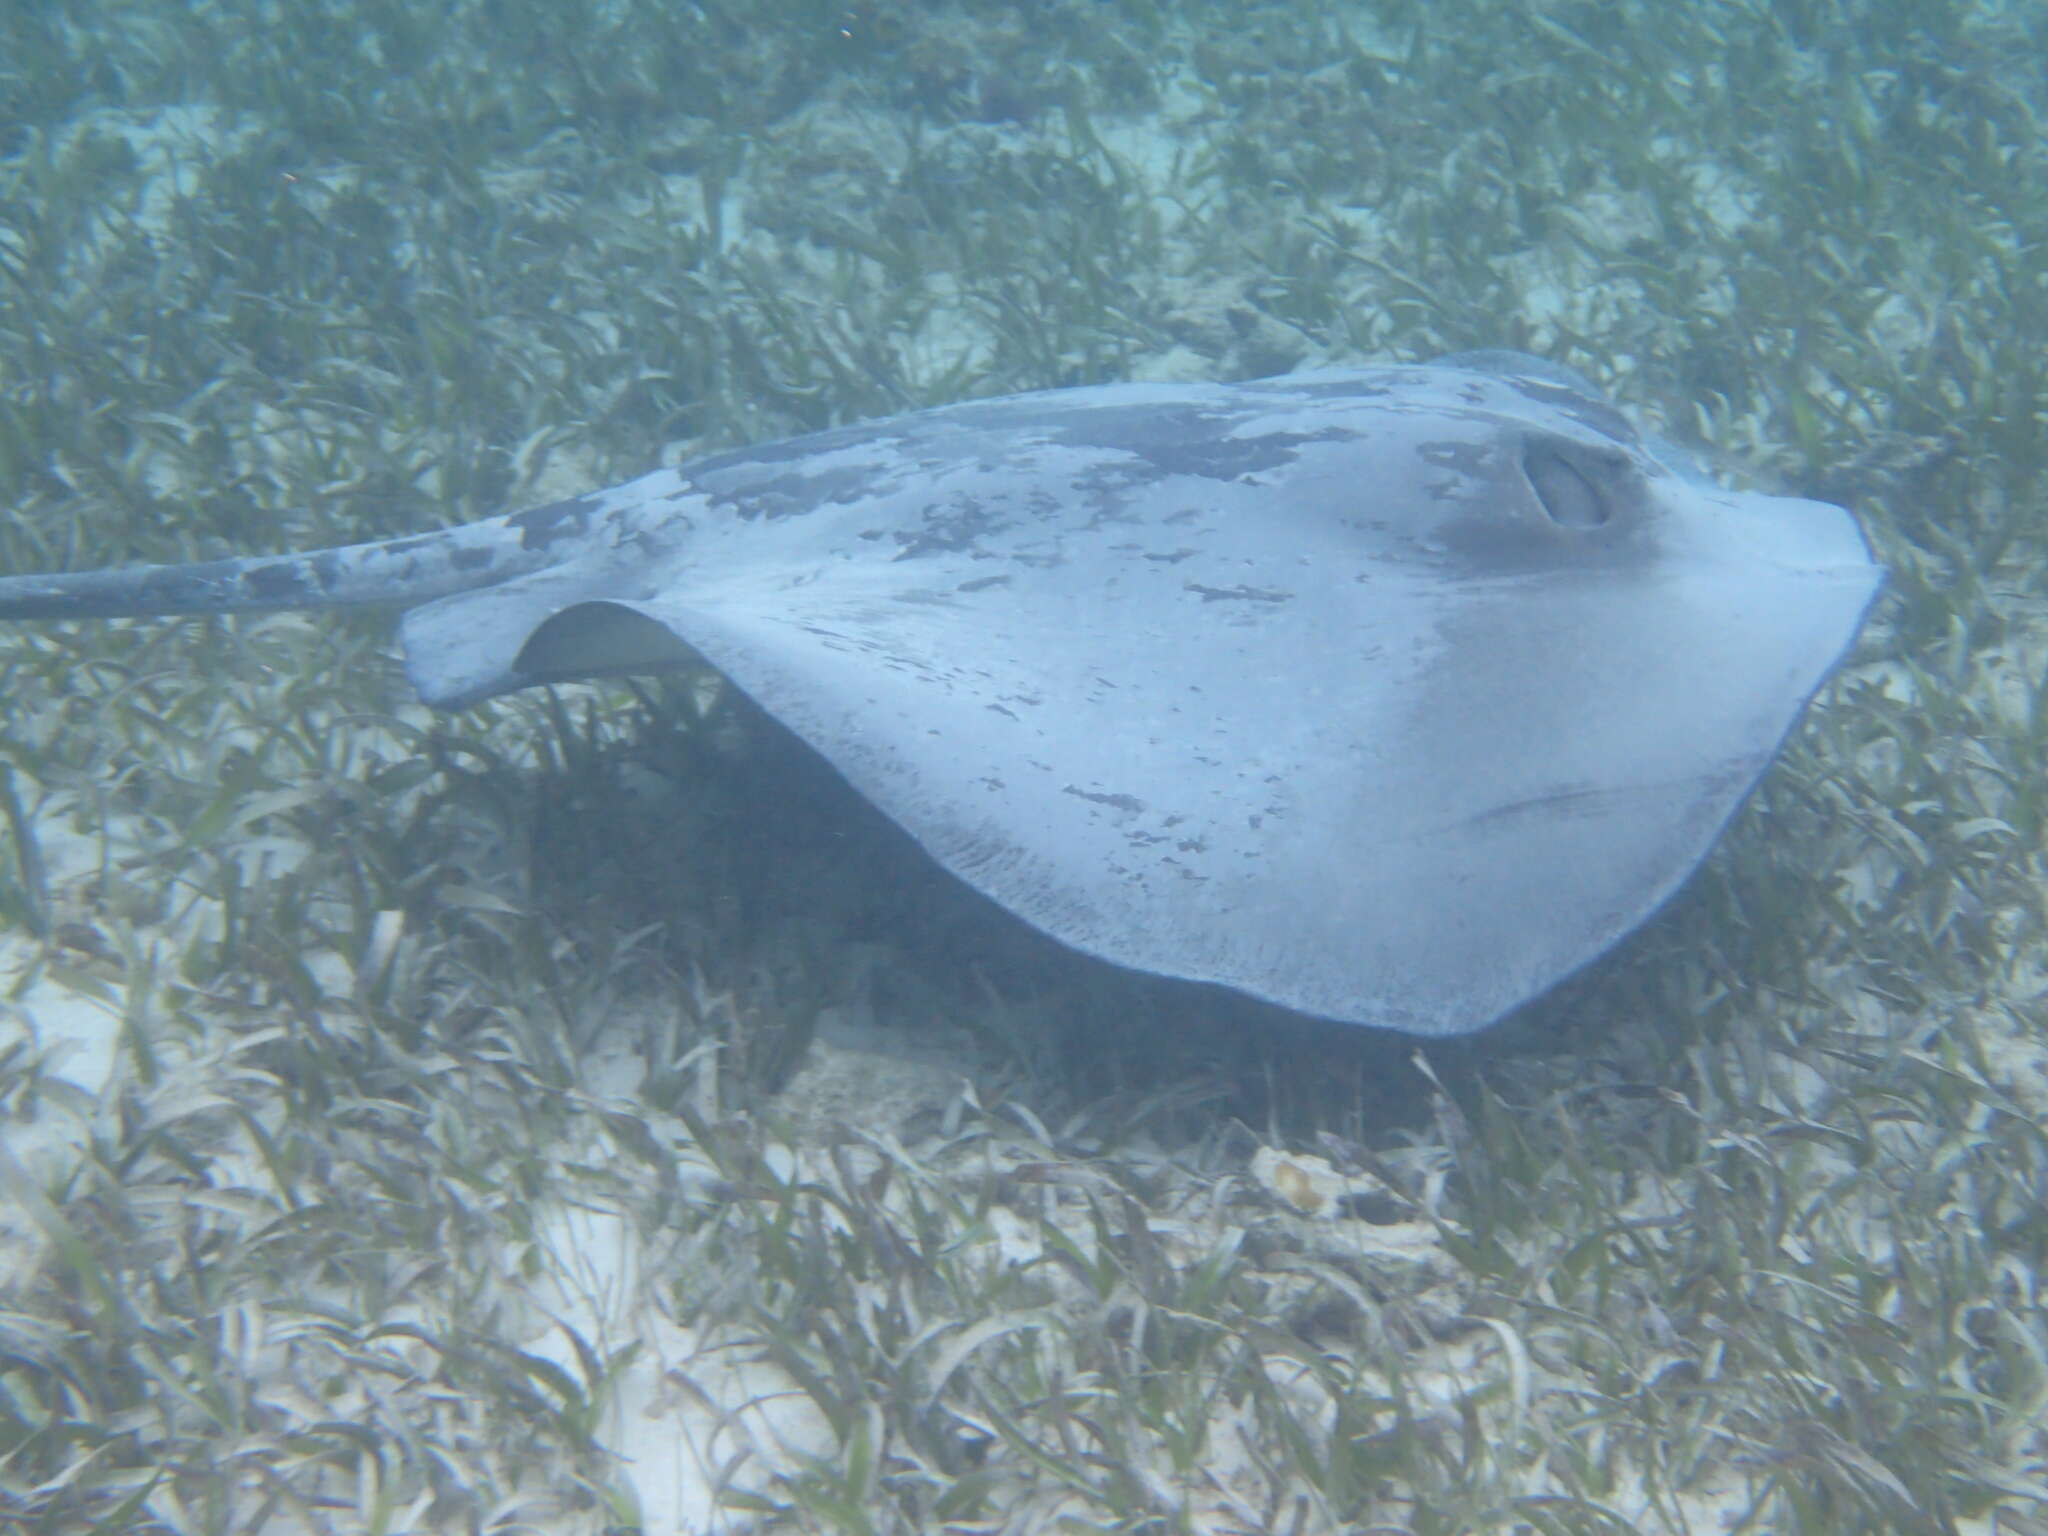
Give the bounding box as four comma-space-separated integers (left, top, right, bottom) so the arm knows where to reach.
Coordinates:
0, 358, 1882, 1035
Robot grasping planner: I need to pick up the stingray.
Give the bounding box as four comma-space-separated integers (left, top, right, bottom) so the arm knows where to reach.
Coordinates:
0, 353, 1881, 1035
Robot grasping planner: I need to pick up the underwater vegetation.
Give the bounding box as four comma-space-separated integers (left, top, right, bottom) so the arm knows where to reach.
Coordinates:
0, 0, 2044, 1531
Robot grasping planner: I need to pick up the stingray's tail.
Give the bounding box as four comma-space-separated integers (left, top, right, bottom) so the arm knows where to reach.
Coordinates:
0, 516, 552, 622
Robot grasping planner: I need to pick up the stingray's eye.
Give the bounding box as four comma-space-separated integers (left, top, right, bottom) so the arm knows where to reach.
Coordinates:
1524, 447, 1612, 529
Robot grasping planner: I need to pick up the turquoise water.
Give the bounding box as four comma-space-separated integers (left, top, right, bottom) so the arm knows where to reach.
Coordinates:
1, 3, 2044, 1531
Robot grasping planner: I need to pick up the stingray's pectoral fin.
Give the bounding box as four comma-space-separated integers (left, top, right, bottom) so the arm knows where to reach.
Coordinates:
401, 585, 699, 709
